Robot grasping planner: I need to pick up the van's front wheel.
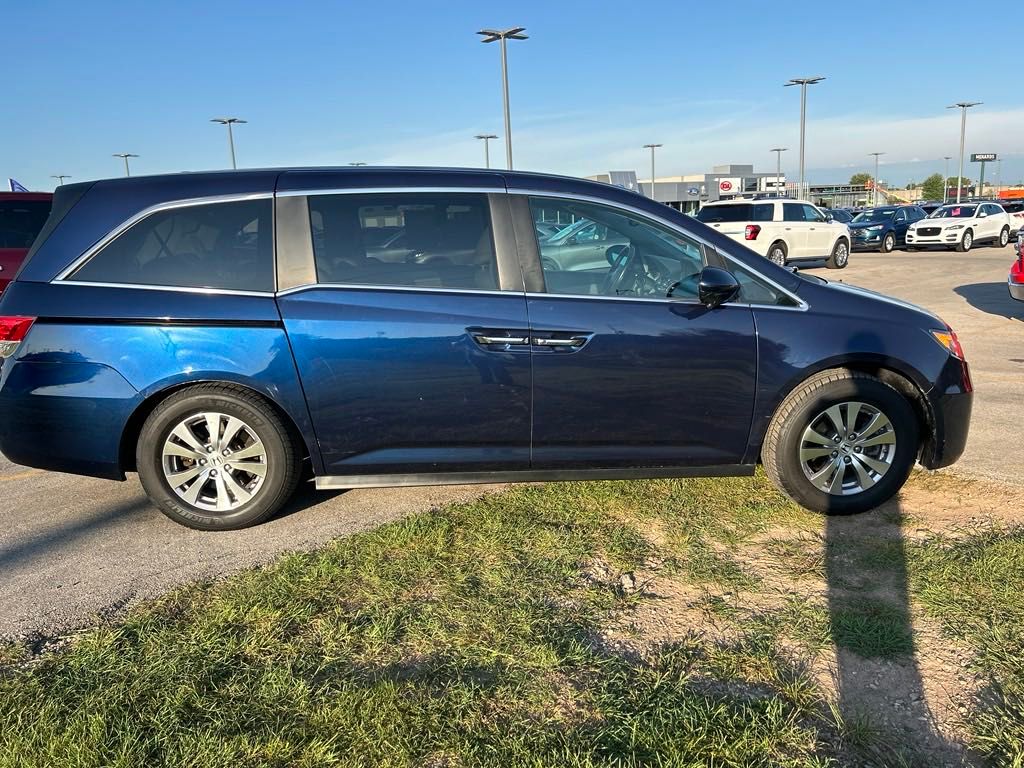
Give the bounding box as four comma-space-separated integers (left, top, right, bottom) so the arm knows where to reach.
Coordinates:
762, 370, 918, 515
136, 384, 301, 530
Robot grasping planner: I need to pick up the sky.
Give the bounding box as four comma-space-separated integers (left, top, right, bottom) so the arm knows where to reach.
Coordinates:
5, 0, 1022, 192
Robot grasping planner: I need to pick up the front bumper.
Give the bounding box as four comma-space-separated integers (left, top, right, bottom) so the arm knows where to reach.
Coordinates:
919, 357, 973, 470
1010, 279, 1024, 301
905, 229, 962, 248
850, 230, 885, 250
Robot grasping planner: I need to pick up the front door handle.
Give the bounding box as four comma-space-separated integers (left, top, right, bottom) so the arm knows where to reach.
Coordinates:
473, 334, 530, 346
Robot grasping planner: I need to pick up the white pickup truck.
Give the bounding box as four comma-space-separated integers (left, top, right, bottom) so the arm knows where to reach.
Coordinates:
697, 198, 851, 269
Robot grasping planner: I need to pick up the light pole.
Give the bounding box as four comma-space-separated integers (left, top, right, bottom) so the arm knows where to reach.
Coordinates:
210, 117, 247, 169
50, 174, 71, 186
943, 156, 951, 202
112, 153, 138, 177
996, 158, 1002, 196
475, 134, 498, 169
477, 27, 527, 170
643, 144, 662, 199
770, 148, 787, 196
784, 76, 825, 200
869, 152, 885, 207
947, 102, 980, 203
348, 162, 367, 166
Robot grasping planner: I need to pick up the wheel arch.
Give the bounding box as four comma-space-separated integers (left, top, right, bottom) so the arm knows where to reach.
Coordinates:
119, 379, 316, 475
752, 358, 933, 464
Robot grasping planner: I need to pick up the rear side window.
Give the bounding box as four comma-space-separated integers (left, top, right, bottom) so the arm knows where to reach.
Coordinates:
698, 204, 749, 223
308, 192, 498, 291
70, 199, 273, 292
0, 200, 52, 248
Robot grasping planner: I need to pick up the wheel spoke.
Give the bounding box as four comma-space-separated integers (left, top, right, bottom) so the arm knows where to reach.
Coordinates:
233, 460, 267, 477
850, 455, 877, 490
857, 430, 896, 448
802, 429, 834, 447
181, 472, 209, 505
844, 402, 862, 436
800, 446, 834, 461
858, 411, 891, 441
166, 465, 205, 486
854, 453, 891, 474
202, 413, 222, 449
823, 405, 847, 439
827, 461, 846, 494
220, 417, 246, 451
228, 442, 265, 461
163, 442, 205, 461
808, 458, 840, 490
213, 473, 231, 511
223, 470, 253, 503
171, 423, 206, 453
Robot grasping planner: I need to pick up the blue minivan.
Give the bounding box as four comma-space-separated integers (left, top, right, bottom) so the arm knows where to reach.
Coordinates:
0, 169, 972, 529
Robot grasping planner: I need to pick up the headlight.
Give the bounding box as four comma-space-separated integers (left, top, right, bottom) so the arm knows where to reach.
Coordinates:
865, 225, 883, 232
946, 224, 964, 230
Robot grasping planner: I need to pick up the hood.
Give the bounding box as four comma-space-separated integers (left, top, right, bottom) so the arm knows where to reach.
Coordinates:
848, 220, 890, 230
801, 278, 944, 328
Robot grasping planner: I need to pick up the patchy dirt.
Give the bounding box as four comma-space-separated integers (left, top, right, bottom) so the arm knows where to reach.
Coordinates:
593, 470, 1015, 766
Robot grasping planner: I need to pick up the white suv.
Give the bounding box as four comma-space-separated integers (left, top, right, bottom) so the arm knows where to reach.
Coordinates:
696, 199, 851, 268
905, 202, 1011, 252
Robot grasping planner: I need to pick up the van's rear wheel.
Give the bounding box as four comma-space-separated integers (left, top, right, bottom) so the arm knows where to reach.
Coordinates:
136, 384, 301, 530
762, 370, 918, 515
768, 242, 788, 266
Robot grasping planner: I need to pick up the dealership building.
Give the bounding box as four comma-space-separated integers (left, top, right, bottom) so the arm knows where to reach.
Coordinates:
587, 164, 785, 214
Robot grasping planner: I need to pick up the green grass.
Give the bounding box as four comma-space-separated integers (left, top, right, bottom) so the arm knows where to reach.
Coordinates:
2, 473, 1022, 767
0, 478, 836, 768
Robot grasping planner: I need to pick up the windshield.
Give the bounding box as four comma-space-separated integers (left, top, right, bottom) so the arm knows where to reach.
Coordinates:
929, 205, 976, 219
852, 208, 896, 223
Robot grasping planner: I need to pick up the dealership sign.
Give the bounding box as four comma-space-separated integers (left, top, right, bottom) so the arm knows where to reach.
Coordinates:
719, 180, 733, 192
971, 153, 996, 162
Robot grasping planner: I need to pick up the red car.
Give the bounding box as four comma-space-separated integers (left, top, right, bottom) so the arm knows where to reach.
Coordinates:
1011, 230, 1024, 301
0, 192, 53, 294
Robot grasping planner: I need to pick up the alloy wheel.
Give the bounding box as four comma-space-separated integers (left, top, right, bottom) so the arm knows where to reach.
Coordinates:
799, 401, 897, 496
770, 246, 786, 266
1000, 228, 1009, 247
834, 242, 849, 266
883, 233, 895, 253
161, 412, 268, 512
963, 231, 973, 251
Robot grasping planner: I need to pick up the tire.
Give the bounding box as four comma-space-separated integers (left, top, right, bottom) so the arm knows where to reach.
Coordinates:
767, 241, 788, 267
998, 226, 1010, 248
762, 369, 919, 515
136, 384, 301, 530
881, 232, 896, 253
826, 238, 849, 269
957, 229, 973, 252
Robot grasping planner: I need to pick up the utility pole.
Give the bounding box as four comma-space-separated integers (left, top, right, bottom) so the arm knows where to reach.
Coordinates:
784, 77, 825, 199
210, 117, 247, 169
112, 153, 138, 177
475, 134, 498, 168
50, 174, 71, 186
943, 156, 951, 202
477, 27, 528, 170
947, 102, 980, 203
770, 148, 787, 196
643, 144, 662, 199
869, 153, 885, 207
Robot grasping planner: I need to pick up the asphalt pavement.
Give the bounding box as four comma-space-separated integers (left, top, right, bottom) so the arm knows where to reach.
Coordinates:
1, 243, 1020, 640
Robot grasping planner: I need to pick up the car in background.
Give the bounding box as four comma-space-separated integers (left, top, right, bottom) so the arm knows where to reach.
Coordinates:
825, 208, 854, 224
534, 221, 563, 240
997, 199, 1024, 236
906, 202, 1011, 252
697, 198, 851, 268
0, 168, 972, 529
536, 216, 630, 271
0, 192, 52, 294
917, 202, 944, 216
849, 205, 927, 253
1011, 230, 1024, 301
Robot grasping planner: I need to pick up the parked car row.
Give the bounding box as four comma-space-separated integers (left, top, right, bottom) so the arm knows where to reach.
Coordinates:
906, 202, 1011, 252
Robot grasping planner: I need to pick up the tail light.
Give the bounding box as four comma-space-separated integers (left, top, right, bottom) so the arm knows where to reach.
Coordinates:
0, 316, 35, 358
744, 224, 761, 240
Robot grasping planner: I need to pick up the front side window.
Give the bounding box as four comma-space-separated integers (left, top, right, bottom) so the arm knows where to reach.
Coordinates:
529, 197, 705, 300
783, 203, 806, 222
309, 192, 498, 291
70, 199, 273, 291
801, 204, 825, 223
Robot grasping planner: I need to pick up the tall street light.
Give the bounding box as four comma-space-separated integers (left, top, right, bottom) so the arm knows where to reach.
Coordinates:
643, 144, 662, 200
770, 148, 787, 196
943, 156, 952, 202
348, 162, 367, 166
947, 101, 980, 203
475, 134, 498, 168
784, 76, 825, 200
112, 153, 138, 177
210, 117, 247, 169
50, 174, 71, 186
869, 152, 885, 207
477, 27, 527, 170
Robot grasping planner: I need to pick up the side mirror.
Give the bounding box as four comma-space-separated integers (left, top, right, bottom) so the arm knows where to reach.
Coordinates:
825, 212, 834, 222
698, 266, 741, 308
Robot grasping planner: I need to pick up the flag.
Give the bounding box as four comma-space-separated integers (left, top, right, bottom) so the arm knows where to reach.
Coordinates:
8, 178, 29, 192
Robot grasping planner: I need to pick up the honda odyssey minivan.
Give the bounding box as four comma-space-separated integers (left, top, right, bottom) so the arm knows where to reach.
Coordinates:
0, 168, 972, 529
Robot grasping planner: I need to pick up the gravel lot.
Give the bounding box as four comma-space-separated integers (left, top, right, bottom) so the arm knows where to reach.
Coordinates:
0, 242, 1019, 639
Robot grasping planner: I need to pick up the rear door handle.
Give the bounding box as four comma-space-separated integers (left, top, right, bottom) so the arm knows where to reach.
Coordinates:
533, 336, 586, 347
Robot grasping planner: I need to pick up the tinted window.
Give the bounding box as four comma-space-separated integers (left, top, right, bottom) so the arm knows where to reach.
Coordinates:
309, 193, 498, 291
0, 200, 52, 249
71, 199, 273, 291
727, 260, 796, 307
802, 204, 825, 223
783, 203, 805, 222
697, 203, 773, 223
530, 197, 704, 300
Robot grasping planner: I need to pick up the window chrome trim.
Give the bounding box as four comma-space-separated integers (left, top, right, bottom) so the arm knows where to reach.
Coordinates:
48, 280, 274, 297
53, 192, 275, 282
277, 186, 508, 198
276, 282, 518, 298
512, 189, 809, 311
